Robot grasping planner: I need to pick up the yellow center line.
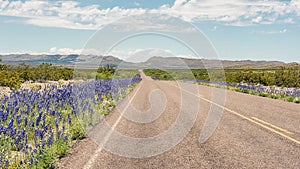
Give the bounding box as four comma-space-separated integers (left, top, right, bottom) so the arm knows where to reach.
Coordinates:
251, 117, 294, 135
165, 81, 300, 145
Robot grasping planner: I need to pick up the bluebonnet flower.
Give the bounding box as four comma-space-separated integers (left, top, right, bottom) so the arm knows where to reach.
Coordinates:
5, 160, 9, 168
0, 126, 7, 134
36, 111, 43, 126
55, 119, 59, 130
10, 128, 16, 137
16, 115, 22, 124
48, 131, 54, 146
42, 140, 46, 149
21, 129, 26, 138
15, 136, 21, 145
0, 76, 142, 167
2, 112, 8, 122
14, 106, 20, 113
0, 110, 3, 121
24, 117, 28, 128
7, 119, 14, 129
67, 114, 72, 125
29, 157, 33, 165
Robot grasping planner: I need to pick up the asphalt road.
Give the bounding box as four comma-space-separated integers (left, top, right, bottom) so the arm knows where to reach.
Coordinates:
59, 72, 300, 169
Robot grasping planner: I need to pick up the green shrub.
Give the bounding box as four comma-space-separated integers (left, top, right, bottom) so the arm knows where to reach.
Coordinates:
242, 89, 250, 94
259, 92, 269, 97
69, 121, 86, 140
294, 97, 300, 103
102, 110, 110, 115
287, 97, 294, 102
249, 91, 256, 95
234, 88, 242, 92
0, 62, 74, 89
270, 93, 279, 99
54, 141, 69, 158
29, 149, 56, 169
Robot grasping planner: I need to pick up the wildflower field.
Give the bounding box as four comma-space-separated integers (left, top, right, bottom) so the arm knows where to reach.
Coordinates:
0, 77, 141, 168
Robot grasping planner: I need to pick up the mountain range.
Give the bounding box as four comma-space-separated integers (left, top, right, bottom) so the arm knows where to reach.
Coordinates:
0, 54, 299, 69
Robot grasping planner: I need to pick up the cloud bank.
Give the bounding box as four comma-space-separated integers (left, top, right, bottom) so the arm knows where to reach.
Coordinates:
0, 0, 300, 30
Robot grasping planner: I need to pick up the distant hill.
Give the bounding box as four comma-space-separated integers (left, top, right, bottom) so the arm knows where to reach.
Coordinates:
0, 54, 299, 69
0, 54, 133, 68
136, 56, 299, 69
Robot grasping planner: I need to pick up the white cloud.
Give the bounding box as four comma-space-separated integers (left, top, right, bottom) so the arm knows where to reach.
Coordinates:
0, 0, 147, 30
106, 48, 197, 63
49, 47, 57, 53
1, 47, 105, 56
161, 0, 298, 25
211, 25, 217, 31
252, 16, 263, 23
281, 29, 287, 33
0, 50, 44, 55
106, 14, 198, 32
0, 0, 299, 30
48, 47, 105, 55
107, 48, 173, 62
253, 28, 288, 34
134, 2, 140, 6
49, 47, 82, 55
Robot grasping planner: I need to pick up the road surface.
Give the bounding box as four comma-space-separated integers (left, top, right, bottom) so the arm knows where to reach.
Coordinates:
59, 71, 300, 169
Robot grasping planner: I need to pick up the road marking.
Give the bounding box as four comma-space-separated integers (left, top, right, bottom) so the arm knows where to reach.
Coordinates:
251, 117, 294, 135
166, 81, 300, 145
84, 78, 299, 168
83, 83, 142, 169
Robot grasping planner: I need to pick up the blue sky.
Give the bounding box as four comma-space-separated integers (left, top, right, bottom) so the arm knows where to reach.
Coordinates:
0, 0, 300, 62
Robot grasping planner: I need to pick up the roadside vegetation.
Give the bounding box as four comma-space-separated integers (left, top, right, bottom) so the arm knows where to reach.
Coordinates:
144, 67, 300, 103
144, 67, 300, 87
0, 61, 141, 168
0, 59, 140, 89
0, 60, 73, 89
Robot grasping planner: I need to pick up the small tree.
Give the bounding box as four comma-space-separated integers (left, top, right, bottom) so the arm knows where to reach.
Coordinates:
96, 64, 116, 79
